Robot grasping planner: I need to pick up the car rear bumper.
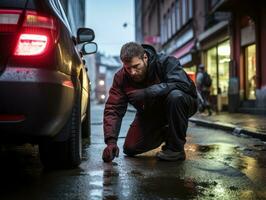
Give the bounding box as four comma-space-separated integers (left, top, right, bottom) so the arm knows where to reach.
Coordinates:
0, 67, 75, 142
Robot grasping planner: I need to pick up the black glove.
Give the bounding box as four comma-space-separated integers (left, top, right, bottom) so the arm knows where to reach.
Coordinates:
145, 83, 177, 98
102, 142, 119, 162
127, 89, 146, 104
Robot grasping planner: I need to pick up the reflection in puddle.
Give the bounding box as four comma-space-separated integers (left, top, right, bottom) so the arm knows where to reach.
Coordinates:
141, 176, 221, 199
89, 170, 103, 177
90, 189, 102, 199
103, 195, 119, 200
142, 176, 198, 198
90, 181, 103, 187
197, 144, 220, 152
188, 143, 266, 185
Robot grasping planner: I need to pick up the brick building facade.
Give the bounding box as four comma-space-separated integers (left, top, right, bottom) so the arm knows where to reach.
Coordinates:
135, 0, 266, 114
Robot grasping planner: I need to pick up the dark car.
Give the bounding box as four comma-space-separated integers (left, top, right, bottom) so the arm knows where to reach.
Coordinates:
0, 0, 97, 168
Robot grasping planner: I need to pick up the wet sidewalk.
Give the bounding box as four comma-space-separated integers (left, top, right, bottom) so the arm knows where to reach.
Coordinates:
127, 105, 266, 141
190, 112, 266, 141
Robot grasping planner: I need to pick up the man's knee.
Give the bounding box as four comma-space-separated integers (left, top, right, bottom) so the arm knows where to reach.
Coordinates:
123, 145, 139, 156
166, 90, 186, 106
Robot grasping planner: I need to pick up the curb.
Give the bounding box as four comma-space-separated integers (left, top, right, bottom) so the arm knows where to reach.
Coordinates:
189, 117, 266, 141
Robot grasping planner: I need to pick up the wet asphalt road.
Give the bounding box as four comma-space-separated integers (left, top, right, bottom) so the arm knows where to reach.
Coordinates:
0, 102, 266, 200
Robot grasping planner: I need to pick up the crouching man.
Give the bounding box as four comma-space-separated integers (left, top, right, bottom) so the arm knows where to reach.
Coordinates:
102, 42, 198, 162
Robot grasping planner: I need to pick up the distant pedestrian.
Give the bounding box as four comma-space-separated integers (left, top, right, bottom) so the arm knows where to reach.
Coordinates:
196, 64, 212, 115
102, 42, 198, 163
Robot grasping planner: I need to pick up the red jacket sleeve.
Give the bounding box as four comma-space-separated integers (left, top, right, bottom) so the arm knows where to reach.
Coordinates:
103, 71, 128, 144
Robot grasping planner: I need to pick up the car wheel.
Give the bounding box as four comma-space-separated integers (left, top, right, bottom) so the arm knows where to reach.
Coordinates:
39, 83, 82, 169
82, 94, 91, 143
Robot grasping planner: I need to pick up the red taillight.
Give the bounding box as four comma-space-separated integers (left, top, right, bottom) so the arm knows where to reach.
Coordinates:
0, 9, 22, 32
14, 34, 48, 56
23, 11, 56, 30
0, 114, 25, 122
14, 11, 58, 56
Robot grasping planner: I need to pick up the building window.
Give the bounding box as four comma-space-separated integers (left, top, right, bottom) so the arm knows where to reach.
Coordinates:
245, 44, 256, 100
162, 15, 167, 43
188, 0, 193, 19
182, 0, 187, 25
167, 9, 172, 39
171, 4, 176, 35
160, 21, 165, 44
210, 0, 220, 7
175, 0, 181, 30
161, 0, 193, 43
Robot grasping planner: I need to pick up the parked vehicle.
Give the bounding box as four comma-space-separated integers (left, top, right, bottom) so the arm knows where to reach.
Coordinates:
0, 0, 97, 168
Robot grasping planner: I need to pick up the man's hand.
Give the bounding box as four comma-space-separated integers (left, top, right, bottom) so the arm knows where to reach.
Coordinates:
127, 89, 146, 104
102, 143, 119, 162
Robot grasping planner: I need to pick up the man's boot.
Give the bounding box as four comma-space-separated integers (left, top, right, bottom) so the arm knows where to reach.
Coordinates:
156, 149, 186, 161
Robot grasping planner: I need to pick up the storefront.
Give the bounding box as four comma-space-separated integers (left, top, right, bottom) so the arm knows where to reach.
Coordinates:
183, 64, 196, 83
244, 44, 256, 100
239, 16, 257, 102
214, 0, 266, 114
205, 40, 230, 111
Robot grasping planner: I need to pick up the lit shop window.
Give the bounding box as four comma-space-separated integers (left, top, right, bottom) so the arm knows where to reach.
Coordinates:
206, 40, 230, 96
184, 65, 196, 83
245, 44, 256, 100
207, 47, 218, 95
218, 40, 230, 96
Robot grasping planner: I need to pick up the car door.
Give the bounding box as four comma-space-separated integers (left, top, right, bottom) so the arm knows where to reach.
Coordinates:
54, 0, 88, 119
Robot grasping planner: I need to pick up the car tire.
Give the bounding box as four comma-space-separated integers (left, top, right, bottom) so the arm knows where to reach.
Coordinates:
39, 82, 82, 169
82, 94, 91, 143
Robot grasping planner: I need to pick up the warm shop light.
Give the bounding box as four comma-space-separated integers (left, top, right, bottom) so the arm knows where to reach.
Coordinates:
100, 94, 106, 100
99, 80, 105, 86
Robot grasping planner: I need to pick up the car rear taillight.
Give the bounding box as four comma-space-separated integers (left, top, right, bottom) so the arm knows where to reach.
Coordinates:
14, 11, 58, 56
0, 9, 22, 32
0, 114, 25, 122
14, 34, 48, 56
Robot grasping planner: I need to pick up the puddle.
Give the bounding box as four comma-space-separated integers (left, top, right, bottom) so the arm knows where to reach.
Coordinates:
103, 195, 119, 200
130, 170, 143, 177
142, 176, 197, 198
103, 170, 119, 178
141, 176, 219, 199
197, 144, 220, 153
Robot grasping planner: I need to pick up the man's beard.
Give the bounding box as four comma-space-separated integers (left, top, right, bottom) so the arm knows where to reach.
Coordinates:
132, 63, 148, 83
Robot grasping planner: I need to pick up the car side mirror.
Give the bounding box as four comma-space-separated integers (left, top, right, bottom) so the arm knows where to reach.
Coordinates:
77, 28, 95, 44
81, 42, 97, 55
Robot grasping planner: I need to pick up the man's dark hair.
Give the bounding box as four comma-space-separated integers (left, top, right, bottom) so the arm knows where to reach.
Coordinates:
120, 42, 145, 63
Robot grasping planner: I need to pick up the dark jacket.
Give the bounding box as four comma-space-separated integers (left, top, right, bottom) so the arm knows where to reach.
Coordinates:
103, 44, 197, 143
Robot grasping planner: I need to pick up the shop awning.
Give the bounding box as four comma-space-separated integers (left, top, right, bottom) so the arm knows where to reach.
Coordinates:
172, 39, 195, 59
198, 21, 228, 43
212, 0, 242, 12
